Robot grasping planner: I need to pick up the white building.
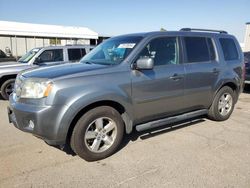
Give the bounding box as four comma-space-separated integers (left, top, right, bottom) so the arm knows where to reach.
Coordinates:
0, 21, 98, 57
244, 22, 250, 52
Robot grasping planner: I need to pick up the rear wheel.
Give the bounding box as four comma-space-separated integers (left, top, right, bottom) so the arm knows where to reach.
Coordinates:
208, 86, 235, 121
71, 106, 124, 161
1, 79, 15, 100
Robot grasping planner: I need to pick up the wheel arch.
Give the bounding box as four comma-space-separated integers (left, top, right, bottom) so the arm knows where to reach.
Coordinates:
0, 74, 17, 87
215, 81, 239, 101
65, 100, 133, 147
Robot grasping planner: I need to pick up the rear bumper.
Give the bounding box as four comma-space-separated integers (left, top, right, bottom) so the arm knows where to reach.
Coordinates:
8, 94, 72, 146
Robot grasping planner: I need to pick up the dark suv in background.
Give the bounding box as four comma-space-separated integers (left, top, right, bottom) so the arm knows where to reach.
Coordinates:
8, 28, 244, 161
244, 51, 250, 84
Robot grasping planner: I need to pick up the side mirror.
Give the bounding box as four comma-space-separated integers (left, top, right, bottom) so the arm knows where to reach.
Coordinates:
34, 57, 42, 64
135, 57, 154, 70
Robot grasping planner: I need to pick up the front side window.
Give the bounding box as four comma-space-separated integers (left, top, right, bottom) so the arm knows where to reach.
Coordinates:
68, 48, 86, 61
184, 37, 210, 63
219, 38, 239, 61
39, 49, 63, 63
80, 36, 143, 65
137, 37, 178, 66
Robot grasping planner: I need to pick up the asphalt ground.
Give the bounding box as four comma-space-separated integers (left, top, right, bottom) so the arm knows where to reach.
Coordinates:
0, 86, 250, 188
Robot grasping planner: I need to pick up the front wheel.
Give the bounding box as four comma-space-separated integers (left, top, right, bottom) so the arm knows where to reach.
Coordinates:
1, 79, 15, 100
71, 106, 124, 161
208, 86, 235, 121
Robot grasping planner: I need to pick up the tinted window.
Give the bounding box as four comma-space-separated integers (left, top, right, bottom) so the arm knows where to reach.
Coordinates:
39, 49, 63, 63
0, 50, 6, 58
138, 37, 178, 66
68, 48, 86, 61
184, 37, 210, 63
219, 38, 239, 61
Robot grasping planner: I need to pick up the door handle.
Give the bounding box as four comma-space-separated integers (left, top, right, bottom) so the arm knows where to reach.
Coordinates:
169, 74, 183, 80
212, 68, 220, 74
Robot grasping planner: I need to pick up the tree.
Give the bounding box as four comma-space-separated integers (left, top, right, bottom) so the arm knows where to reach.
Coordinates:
160, 28, 167, 31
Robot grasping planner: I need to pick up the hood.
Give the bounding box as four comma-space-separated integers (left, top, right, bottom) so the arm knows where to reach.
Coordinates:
0, 61, 25, 67
22, 63, 108, 79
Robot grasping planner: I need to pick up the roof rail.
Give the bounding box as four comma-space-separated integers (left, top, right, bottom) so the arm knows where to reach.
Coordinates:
180, 28, 228, 34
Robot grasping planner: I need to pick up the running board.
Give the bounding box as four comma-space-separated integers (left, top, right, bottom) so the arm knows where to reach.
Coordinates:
136, 109, 208, 132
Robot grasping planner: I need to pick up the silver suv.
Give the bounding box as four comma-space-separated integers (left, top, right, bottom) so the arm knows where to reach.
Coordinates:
8, 29, 244, 161
0, 45, 94, 99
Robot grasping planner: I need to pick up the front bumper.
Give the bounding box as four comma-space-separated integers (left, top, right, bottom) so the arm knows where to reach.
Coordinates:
8, 94, 72, 146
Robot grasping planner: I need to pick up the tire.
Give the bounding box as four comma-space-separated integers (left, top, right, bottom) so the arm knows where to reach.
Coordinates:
71, 106, 124, 161
208, 86, 235, 121
1, 79, 15, 100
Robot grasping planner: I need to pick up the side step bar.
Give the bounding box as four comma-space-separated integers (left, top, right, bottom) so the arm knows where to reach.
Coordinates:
136, 109, 208, 132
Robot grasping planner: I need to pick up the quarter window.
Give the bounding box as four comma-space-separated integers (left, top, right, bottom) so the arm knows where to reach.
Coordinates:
219, 38, 239, 61
39, 49, 63, 63
138, 37, 178, 66
184, 37, 210, 63
68, 48, 86, 61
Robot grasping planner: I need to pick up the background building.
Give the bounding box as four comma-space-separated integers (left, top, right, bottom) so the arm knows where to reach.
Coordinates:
244, 22, 250, 52
0, 21, 98, 58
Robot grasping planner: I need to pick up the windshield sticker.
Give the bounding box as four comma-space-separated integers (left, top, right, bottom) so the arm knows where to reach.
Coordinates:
117, 43, 136, 49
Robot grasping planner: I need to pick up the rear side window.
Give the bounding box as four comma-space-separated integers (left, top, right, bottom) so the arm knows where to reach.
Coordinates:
219, 38, 239, 61
184, 37, 210, 63
68, 48, 86, 61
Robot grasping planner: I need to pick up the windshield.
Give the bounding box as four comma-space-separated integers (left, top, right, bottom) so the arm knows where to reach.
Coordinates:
80, 36, 143, 65
18, 48, 41, 63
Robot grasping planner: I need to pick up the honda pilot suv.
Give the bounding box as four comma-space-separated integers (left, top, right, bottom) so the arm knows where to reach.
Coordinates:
8, 29, 244, 161
0, 45, 94, 100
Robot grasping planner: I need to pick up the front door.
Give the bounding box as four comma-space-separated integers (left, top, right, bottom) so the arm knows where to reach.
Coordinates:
131, 37, 185, 124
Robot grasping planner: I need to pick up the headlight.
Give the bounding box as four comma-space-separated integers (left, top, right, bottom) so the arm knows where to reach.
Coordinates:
20, 79, 53, 99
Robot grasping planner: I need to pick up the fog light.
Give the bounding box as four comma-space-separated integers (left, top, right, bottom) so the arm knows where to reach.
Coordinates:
28, 120, 35, 129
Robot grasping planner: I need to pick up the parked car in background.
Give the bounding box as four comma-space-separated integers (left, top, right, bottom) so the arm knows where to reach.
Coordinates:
0, 45, 95, 100
0, 49, 16, 63
8, 29, 244, 161
244, 51, 250, 84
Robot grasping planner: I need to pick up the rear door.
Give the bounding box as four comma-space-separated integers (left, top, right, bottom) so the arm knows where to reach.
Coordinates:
131, 36, 185, 123
182, 36, 220, 110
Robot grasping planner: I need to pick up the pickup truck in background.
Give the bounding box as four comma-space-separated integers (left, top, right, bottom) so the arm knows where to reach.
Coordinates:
0, 45, 95, 100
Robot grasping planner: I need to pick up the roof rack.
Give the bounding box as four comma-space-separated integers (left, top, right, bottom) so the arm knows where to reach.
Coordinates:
180, 28, 228, 34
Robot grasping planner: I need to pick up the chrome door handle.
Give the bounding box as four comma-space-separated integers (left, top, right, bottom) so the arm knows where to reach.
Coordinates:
169, 74, 183, 80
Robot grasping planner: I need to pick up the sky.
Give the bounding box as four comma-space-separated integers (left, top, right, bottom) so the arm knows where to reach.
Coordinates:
0, 0, 249, 42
